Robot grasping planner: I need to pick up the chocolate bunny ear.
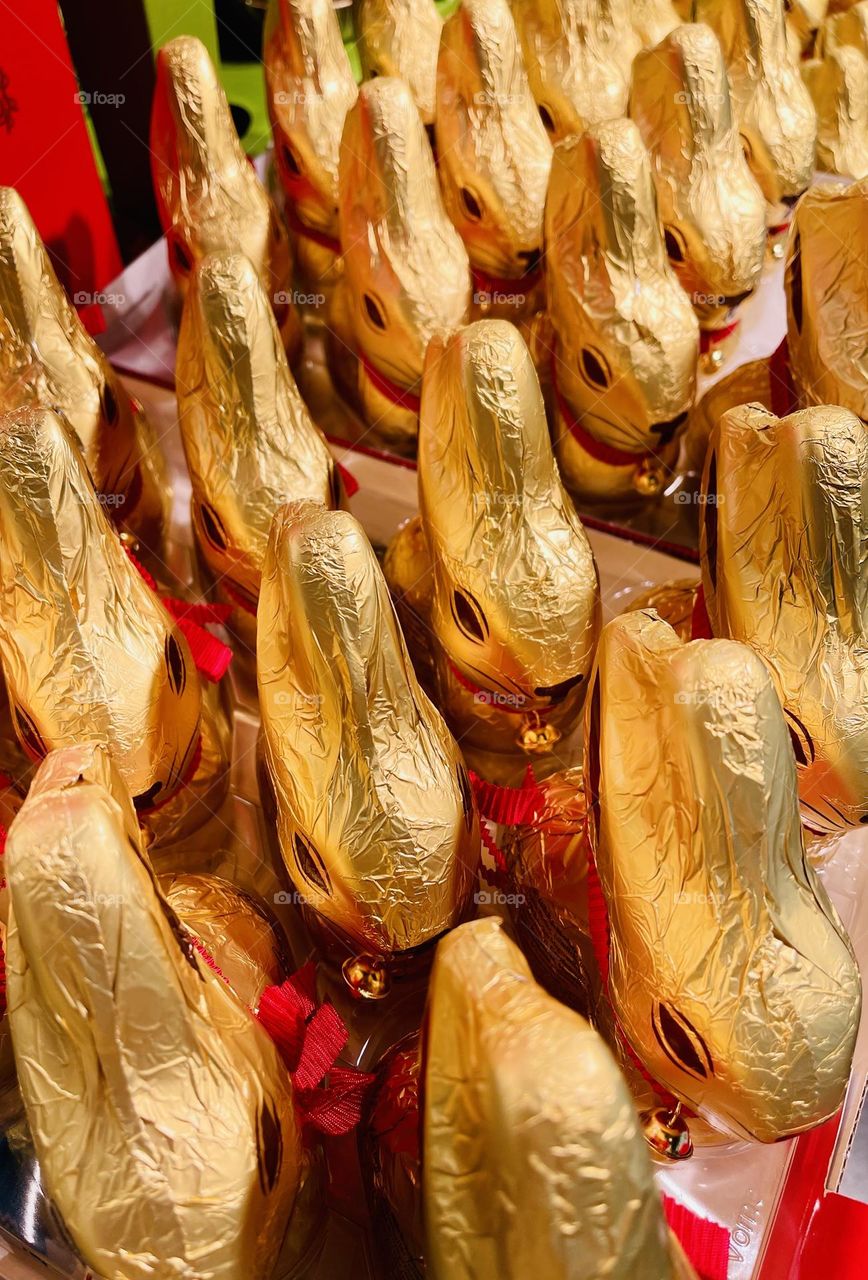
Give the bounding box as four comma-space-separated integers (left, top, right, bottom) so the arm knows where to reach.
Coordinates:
423, 918, 693, 1280
585, 610, 861, 1140
257, 501, 480, 961
512, 0, 641, 141
804, 44, 868, 180
544, 118, 698, 502
702, 401, 868, 832
0, 407, 202, 813
177, 251, 338, 624
356, 0, 443, 124
5, 742, 303, 1280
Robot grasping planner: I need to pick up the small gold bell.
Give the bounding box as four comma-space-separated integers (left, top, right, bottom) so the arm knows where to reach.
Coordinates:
770, 237, 786, 260
516, 713, 561, 754
633, 458, 666, 497
641, 1101, 694, 1161
342, 953, 391, 1000
700, 347, 726, 375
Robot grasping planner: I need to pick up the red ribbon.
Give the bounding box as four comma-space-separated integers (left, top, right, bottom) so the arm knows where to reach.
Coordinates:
358, 351, 422, 414
124, 548, 233, 682
284, 205, 342, 256
551, 351, 655, 469
448, 661, 529, 715
769, 337, 797, 418
699, 317, 740, 355
471, 264, 541, 299
468, 766, 545, 883
664, 1196, 731, 1280
337, 460, 360, 498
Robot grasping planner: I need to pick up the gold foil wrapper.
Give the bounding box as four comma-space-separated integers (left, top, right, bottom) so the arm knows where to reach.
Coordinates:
803, 44, 868, 178
632, 0, 682, 45
5, 742, 303, 1280
177, 250, 339, 627
623, 580, 699, 641
423, 917, 692, 1279
356, 0, 443, 125
332, 76, 471, 447
544, 119, 699, 501
701, 401, 868, 833
512, 0, 641, 140
257, 501, 480, 957
629, 24, 767, 333
787, 0, 830, 55
0, 187, 167, 550
435, 0, 552, 293
585, 610, 861, 1140
819, 0, 868, 57
151, 35, 300, 357
386, 320, 601, 782
694, 0, 818, 222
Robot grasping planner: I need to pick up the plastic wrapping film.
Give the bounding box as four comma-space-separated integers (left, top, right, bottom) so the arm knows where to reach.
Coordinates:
584, 610, 861, 1142
385, 320, 600, 783
693, 0, 817, 226
510, 0, 640, 139
700, 402, 868, 833
628, 25, 767, 336
803, 44, 868, 179
330, 76, 471, 449
5, 742, 306, 1280
434, 0, 551, 320
355, 0, 443, 126
543, 118, 699, 502
257, 501, 480, 961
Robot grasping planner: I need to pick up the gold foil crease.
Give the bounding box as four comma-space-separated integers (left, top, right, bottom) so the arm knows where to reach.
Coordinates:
423, 917, 693, 1279
257, 501, 480, 956
544, 119, 699, 500
803, 44, 868, 177
819, 0, 868, 57
356, 0, 443, 125
631, 0, 682, 45
5, 742, 302, 1280
585, 610, 861, 1139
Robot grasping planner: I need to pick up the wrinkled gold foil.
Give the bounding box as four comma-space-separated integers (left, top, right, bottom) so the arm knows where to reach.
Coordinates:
511, 0, 641, 140
385, 320, 601, 783
694, 0, 818, 224
257, 501, 480, 957
423, 917, 694, 1279
151, 35, 300, 357
544, 119, 699, 501
435, 0, 552, 308
263, 0, 357, 280
803, 44, 868, 177
629, 24, 767, 334
624, 580, 699, 640
819, 0, 868, 56
631, 0, 682, 44
356, 0, 443, 125
0, 187, 167, 551
585, 610, 861, 1140
331, 76, 471, 447
177, 251, 339, 633
6, 742, 303, 1280
702, 401, 868, 833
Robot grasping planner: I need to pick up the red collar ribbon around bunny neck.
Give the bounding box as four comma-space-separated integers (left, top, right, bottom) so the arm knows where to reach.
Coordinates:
448, 661, 532, 716
284, 204, 342, 257
358, 351, 422, 415
193, 944, 373, 1137
471, 264, 541, 300
124, 547, 233, 683
699, 317, 740, 355
549, 348, 656, 470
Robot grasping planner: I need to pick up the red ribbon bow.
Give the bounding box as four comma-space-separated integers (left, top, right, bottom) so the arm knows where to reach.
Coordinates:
124, 548, 233, 682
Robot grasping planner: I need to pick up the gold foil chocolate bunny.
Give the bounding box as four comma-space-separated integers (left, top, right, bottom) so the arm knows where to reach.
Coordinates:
0, 407, 227, 840
151, 35, 301, 358
331, 76, 471, 449
585, 610, 861, 1141
511, 0, 641, 140
631, 0, 681, 44
0, 186, 167, 552
385, 320, 601, 783
263, 0, 357, 284
544, 119, 699, 502
693, 0, 818, 244
5, 742, 303, 1280
701, 402, 868, 833
803, 44, 868, 177
629, 24, 768, 363
356, 0, 443, 126
434, 0, 552, 324
257, 501, 480, 970
177, 251, 340, 641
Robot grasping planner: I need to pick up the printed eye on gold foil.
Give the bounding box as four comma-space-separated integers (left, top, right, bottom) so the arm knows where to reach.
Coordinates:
629, 24, 767, 349
257, 501, 480, 964
693, 0, 818, 230
422, 917, 695, 1279
511, 0, 641, 141
263, 0, 357, 282
385, 320, 601, 784
543, 119, 699, 503
803, 44, 868, 178
356, 0, 443, 126
151, 35, 301, 358
0, 186, 168, 553
331, 76, 471, 449
585, 610, 861, 1141
5, 742, 303, 1280
177, 251, 340, 638
434, 0, 551, 321
701, 402, 868, 833
0, 407, 227, 838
